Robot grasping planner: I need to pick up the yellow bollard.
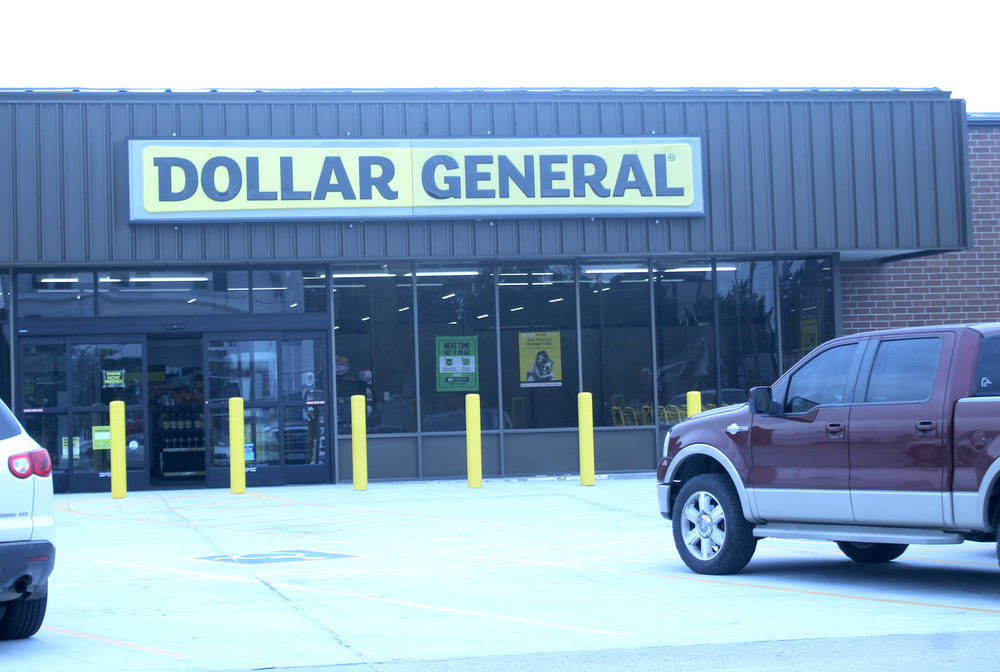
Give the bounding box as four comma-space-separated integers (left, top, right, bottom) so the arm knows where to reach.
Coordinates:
109, 401, 127, 499
466, 394, 482, 488
578, 392, 595, 486
229, 397, 246, 494
351, 395, 368, 490
686, 390, 702, 418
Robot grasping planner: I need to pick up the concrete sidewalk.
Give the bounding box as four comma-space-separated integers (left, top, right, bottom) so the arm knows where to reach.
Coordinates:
4, 475, 1000, 671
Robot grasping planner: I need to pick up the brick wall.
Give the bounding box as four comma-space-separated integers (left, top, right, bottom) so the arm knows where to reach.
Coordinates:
840, 125, 1000, 334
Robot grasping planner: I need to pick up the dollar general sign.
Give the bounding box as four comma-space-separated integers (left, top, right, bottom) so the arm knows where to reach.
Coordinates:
128, 138, 703, 221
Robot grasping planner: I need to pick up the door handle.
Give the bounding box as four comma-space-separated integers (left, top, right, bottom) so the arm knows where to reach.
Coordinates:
916, 420, 938, 436
826, 422, 845, 440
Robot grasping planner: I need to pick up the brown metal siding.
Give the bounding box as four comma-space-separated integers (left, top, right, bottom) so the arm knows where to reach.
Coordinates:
0, 90, 970, 266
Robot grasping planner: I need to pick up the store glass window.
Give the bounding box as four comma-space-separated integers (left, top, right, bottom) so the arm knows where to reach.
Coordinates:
332, 265, 417, 433
21, 412, 68, 471
653, 261, 717, 423
580, 262, 654, 427
70, 343, 143, 406
17, 272, 95, 318
498, 263, 578, 429
416, 265, 500, 432
252, 269, 328, 314
0, 272, 8, 322
97, 269, 250, 316
207, 340, 278, 402
0, 273, 8, 406
716, 261, 779, 396
71, 409, 144, 474
780, 258, 835, 372
0, 324, 9, 409
282, 338, 326, 465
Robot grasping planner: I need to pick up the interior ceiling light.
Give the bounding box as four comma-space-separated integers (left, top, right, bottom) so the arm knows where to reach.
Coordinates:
582, 267, 649, 274
129, 276, 209, 282
660, 266, 738, 273
407, 271, 479, 277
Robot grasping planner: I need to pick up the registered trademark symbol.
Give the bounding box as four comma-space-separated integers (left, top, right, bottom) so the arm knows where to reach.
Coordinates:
667, 153, 676, 162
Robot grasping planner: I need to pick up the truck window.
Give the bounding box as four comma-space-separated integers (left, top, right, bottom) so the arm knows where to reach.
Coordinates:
863, 338, 940, 403
974, 336, 1000, 396
784, 343, 857, 413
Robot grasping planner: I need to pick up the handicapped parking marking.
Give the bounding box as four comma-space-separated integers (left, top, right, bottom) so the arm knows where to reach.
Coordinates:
197, 550, 354, 565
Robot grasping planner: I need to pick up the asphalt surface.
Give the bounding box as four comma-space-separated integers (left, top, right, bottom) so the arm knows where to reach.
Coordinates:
3, 474, 1000, 671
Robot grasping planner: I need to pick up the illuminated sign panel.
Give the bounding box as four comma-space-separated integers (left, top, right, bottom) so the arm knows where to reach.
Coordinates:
128, 138, 703, 222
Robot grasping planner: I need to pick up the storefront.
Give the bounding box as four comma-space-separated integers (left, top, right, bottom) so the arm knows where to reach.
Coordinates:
0, 88, 971, 492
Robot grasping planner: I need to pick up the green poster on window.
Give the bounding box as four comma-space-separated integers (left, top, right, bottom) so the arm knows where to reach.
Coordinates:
436, 336, 478, 392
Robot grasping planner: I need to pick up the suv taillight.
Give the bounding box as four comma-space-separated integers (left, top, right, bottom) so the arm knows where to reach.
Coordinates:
9, 449, 52, 479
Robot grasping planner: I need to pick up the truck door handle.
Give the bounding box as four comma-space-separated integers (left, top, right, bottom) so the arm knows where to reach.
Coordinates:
826, 422, 845, 439
916, 420, 938, 436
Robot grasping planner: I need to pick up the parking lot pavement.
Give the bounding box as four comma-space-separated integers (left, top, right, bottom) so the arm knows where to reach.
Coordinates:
3, 475, 1000, 671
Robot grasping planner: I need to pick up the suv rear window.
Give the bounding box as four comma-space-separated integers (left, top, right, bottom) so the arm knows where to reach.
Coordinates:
0, 400, 22, 441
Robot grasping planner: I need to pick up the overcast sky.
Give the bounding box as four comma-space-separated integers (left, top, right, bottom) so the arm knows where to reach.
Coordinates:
4, 0, 997, 112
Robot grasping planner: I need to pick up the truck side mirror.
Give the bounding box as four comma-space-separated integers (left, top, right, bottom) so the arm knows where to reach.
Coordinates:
749, 386, 773, 415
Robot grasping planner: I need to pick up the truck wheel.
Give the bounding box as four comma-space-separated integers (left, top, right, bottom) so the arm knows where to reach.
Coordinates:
672, 473, 757, 575
0, 594, 48, 640
836, 541, 908, 563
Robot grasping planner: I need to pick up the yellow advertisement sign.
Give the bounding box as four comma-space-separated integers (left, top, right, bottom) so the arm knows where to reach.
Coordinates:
519, 331, 562, 388
128, 138, 703, 222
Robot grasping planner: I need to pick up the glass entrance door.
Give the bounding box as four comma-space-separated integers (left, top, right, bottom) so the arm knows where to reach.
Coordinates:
203, 332, 329, 488
148, 337, 206, 488
20, 337, 149, 493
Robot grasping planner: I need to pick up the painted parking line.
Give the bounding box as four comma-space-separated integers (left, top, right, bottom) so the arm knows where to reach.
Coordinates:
41, 625, 193, 659
557, 562, 1000, 615
59, 554, 636, 637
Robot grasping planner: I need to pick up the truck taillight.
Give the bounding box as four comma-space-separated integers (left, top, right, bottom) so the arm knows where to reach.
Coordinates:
8, 449, 52, 479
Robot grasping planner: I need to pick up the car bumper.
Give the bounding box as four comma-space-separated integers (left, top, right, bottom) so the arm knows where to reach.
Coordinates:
0, 541, 55, 602
658, 482, 671, 520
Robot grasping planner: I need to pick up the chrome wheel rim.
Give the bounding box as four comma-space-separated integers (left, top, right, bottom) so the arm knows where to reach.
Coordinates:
680, 490, 726, 561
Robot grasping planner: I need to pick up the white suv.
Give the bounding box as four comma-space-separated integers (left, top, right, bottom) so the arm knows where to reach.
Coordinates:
0, 399, 55, 639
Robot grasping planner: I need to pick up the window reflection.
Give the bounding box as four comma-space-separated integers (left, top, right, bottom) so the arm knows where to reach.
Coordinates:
252, 269, 327, 313
70, 343, 143, 406
23, 344, 67, 409
71, 409, 144, 473
333, 265, 416, 433
0, 274, 8, 408
417, 265, 500, 432
17, 272, 95, 318
580, 263, 653, 427
97, 270, 249, 316
716, 261, 779, 394
21, 413, 68, 470
780, 259, 835, 372
654, 263, 716, 422
207, 340, 277, 402
498, 264, 578, 429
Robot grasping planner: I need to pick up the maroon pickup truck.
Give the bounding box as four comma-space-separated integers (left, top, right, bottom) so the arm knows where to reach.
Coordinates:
657, 323, 1000, 575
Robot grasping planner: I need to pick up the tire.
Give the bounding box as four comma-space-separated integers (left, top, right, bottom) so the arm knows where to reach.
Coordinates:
0, 594, 48, 640
672, 473, 757, 575
836, 541, 908, 564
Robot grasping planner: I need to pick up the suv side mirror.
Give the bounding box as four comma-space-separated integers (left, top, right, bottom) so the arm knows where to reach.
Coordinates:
749, 386, 773, 415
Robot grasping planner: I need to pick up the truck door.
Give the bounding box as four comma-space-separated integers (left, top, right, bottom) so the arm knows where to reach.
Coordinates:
847, 333, 952, 526
750, 342, 861, 523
